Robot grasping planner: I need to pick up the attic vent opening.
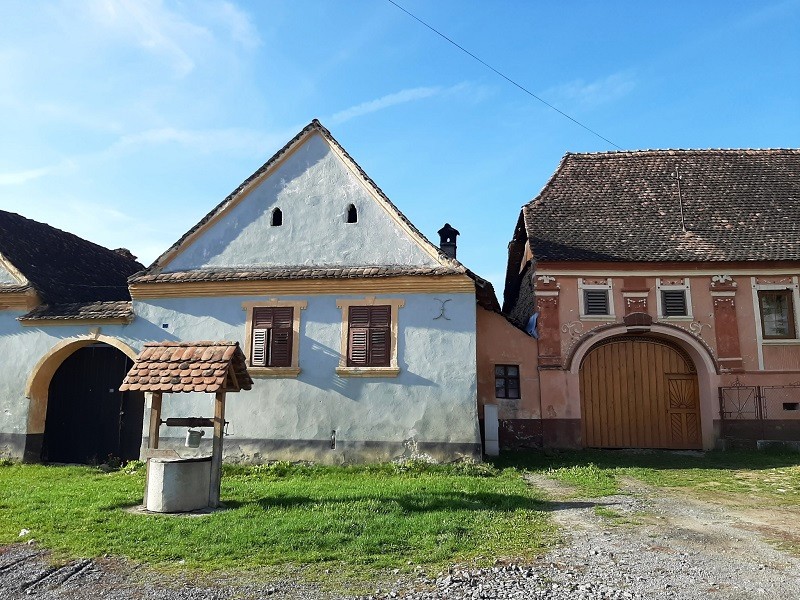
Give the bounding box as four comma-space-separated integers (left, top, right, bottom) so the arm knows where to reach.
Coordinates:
346, 204, 357, 224
271, 208, 283, 227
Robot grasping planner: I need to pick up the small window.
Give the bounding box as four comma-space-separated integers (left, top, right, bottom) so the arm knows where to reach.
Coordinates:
583, 290, 610, 316
759, 290, 796, 339
347, 305, 390, 367
251, 307, 293, 367
271, 208, 283, 227
783, 403, 799, 411
346, 204, 357, 223
494, 365, 520, 399
661, 290, 688, 317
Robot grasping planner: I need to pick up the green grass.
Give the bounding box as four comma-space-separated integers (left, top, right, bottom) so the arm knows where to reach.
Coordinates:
0, 460, 555, 578
493, 449, 800, 504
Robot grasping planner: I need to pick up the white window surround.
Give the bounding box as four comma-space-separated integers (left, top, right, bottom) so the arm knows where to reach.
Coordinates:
578, 278, 614, 320
241, 299, 307, 377
751, 277, 800, 370
656, 279, 693, 320
335, 296, 404, 378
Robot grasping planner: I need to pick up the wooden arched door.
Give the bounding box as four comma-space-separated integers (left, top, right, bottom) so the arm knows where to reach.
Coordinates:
579, 336, 701, 449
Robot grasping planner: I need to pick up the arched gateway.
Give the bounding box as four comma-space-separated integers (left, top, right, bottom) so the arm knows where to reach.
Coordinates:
25, 336, 144, 463
579, 335, 702, 450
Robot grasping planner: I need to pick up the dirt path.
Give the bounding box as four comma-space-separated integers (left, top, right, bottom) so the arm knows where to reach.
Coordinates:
2, 476, 800, 599
523, 474, 800, 599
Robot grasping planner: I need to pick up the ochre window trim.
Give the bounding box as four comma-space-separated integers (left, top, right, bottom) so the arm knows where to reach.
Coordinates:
242, 299, 307, 377
336, 297, 404, 378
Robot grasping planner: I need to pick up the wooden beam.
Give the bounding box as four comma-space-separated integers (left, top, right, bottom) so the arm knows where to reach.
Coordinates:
143, 392, 163, 510
209, 390, 226, 508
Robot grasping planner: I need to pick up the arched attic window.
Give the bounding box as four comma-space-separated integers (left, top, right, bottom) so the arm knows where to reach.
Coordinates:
346, 204, 357, 224
271, 208, 283, 227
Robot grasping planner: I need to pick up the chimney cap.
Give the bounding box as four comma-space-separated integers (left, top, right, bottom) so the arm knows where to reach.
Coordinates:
437, 223, 460, 236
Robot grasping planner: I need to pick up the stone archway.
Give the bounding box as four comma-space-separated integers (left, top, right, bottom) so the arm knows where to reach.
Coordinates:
24, 335, 140, 462
567, 325, 719, 450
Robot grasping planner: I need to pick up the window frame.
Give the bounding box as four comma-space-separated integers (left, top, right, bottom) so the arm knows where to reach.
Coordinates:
494, 364, 521, 400
758, 289, 797, 340
336, 297, 404, 378
578, 278, 614, 319
242, 299, 306, 377
656, 279, 693, 320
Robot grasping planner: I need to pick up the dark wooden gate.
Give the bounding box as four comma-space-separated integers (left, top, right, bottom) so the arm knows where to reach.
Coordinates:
42, 344, 144, 463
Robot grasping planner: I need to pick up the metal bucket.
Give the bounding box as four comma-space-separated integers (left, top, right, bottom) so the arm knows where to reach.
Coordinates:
185, 429, 205, 448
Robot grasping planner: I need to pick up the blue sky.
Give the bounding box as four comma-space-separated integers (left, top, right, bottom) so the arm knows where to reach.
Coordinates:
1, 1, 799, 293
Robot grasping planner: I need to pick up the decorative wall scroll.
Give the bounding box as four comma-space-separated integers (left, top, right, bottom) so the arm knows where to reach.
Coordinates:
432, 298, 451, 320
689, 321, 712, 336
560, 321, 584, 338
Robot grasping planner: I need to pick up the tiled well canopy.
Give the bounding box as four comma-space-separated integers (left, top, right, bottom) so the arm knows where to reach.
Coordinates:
120, 341, 253, 393
120, 341, 253, 510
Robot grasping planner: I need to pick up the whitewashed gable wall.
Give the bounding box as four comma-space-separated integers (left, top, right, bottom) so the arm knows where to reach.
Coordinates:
165, 133, 439, 272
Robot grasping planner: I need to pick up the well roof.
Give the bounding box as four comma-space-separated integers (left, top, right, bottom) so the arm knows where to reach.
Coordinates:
120, 341, 253, 393
523, 149, 800, 262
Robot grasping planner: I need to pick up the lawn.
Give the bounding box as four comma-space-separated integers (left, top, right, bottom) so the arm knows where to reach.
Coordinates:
0, 460, 555, 578
494, 449, 800, 504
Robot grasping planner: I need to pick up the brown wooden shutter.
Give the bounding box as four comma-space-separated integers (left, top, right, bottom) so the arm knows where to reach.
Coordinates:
251, 307, 294, 367
270, 328, 292, 367
253, 307, 274, 328
368, 328, 390, 366
347, 305, 391, 367
348, 328, 369, 366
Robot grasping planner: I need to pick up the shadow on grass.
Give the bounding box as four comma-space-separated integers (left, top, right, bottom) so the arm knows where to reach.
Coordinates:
216, 492, 598, 513
489, 448, 800, 473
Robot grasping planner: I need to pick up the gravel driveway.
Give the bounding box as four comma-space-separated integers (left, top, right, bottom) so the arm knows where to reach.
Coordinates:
2, 476, 799, 599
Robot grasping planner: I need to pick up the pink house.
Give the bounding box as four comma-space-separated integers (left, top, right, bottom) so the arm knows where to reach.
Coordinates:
494, 149, 800, 450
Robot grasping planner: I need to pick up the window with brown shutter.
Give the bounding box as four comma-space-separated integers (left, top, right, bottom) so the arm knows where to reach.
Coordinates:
347, 305, 390, 367
252, 306, 294, 367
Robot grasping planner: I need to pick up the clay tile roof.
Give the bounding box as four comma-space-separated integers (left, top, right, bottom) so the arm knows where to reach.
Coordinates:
129, 264, 462, 284
119, 341, 253, 393
0, 210, 144, 303
18, 300, 133, 322
523, 149, 800, 262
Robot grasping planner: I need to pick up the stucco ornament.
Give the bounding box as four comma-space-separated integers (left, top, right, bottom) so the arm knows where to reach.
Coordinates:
433, 298, 451, 320
561, 321, 584, 338
536, 275, 556, 284
711, 274, 735, 286
689, 320, 712, 336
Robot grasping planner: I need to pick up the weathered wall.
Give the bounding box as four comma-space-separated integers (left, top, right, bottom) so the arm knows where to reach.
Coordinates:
476, 308, 542, 449
0, 312, 141, 459
527, 266, 800, 449
1, 289, 480, 463
165, 133, 439, 272
132, 292, 480, 463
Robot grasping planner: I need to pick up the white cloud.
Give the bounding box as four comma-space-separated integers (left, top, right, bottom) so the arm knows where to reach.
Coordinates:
82, 0, 210, 76
543, 71, 636, 108
329, 85, 456, 125
205, 1, 261, 48
0, 166, 53, 186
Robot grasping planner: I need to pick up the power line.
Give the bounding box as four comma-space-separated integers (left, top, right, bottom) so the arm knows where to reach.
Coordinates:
386, 0, 623, 150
